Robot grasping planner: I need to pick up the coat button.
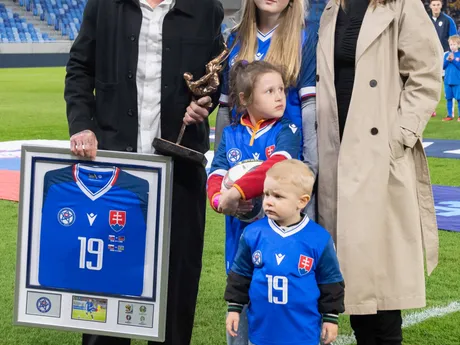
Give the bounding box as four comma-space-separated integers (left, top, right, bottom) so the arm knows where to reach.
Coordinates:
130, 35, 136, 41
371, 127, 379, 135
127, 109, 133, 117
316, 74, 320, 82
165, 46, 170, 52
126, 146, 133, 152
164, 84, 168, 89
128, 71, 133, 79
370, 79, 378, 87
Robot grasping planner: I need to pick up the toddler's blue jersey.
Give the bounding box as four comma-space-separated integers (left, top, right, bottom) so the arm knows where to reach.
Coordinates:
443, 51, 460, 86
209, 117, 301, 272
38, 164, 149, 297
231, 216, 343, 345
219, 22, 318, 128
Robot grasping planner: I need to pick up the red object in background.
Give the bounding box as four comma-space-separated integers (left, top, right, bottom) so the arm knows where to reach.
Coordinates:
0, 170, 20, 202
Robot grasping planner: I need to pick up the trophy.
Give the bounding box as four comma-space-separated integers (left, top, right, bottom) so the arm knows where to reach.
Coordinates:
152, 43, 230, 167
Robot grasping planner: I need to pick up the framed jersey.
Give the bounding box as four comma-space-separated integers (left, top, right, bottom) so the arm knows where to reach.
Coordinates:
14, 145, 173, 342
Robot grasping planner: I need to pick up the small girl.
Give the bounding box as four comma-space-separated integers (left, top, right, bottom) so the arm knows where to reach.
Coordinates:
207, 60, 302, 345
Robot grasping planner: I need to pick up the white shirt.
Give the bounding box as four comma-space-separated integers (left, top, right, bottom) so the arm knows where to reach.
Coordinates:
136, 0, 175, 154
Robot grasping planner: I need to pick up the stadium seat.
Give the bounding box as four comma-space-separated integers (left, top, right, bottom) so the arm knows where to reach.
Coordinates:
0, 0, 87, 41
0, 3, 54, 42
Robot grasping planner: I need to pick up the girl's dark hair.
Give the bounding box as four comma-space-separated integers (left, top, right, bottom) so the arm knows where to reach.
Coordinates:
229, 60, 288, 114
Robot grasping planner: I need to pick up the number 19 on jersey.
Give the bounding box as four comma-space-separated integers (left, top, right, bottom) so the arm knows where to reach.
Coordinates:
78, 237, 104, 271
266, 275, 288, 305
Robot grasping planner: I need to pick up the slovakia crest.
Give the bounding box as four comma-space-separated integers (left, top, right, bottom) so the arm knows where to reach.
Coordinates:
109, 210, 126, 232
265, 145, 275, 157
36, 297, 52, 313
298, 255, 314, 276
252, 250, 263, 267
58, 208, 75, 226
227, 148, 242, 163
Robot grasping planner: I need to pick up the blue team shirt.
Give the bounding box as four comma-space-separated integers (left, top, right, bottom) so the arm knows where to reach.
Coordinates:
209, 117, 301, 272
443, 51, 460, 85
86, 301, 96, 313
219, 22, 318, 129
231, 216, 343, 345
38, 164, 149, 297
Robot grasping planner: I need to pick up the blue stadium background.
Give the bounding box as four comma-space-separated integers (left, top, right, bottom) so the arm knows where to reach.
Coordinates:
0, 0, 330, 67
0, 0, 458, 59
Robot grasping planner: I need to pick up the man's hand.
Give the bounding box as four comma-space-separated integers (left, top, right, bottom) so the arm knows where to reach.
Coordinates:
183, 96, 212, 125
226, 311, 240, 337
70, 130, 98, 159
321, 322, 338, 345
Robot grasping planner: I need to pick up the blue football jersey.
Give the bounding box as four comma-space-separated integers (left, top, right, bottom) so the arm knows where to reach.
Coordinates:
444, 51, 460, 86
38, 164, 149, 297
231, 216, 343, 345
86, 301, 95, 312
209, 117, 302, 272
219, 22, 318, 128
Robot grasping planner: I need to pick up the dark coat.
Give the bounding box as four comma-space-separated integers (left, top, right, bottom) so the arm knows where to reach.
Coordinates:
64, 0, 224, 154
65, 1, 224, 344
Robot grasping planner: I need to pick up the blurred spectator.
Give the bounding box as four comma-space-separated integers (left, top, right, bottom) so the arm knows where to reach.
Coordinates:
429, 0, 457, 52
446, 0, 460, 26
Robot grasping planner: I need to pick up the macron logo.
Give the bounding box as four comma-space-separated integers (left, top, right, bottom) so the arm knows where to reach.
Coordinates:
87, 213, 97, 226
275, 253, 285, 265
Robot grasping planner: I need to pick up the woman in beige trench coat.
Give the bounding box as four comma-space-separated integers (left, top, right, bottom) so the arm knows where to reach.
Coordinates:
316, 0, 443, 343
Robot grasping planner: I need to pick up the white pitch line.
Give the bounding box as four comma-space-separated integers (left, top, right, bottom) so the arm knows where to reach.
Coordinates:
333, 301, 460, 345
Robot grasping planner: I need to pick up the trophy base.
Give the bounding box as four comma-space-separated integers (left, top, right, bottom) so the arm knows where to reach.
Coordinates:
152, 138, 208, 167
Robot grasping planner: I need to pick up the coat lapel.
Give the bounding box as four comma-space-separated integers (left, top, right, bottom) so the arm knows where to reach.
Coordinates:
356, 5, 395, 63
318, 0, 339, 77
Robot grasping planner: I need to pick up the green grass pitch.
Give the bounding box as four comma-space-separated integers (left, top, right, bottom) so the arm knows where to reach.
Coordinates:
0, 67, 459, 344
71, 309, 107, 323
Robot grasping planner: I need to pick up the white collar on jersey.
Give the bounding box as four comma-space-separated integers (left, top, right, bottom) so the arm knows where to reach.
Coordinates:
73, 164, 119, 201
268, 215, 310, 238
257, 24, 279, 42
244, 121, 277, 140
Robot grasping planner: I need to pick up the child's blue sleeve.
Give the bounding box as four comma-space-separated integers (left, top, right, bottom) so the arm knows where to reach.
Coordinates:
316, 237, 344, 285
209, 129, 230, 175
297, 22, 319, 101
230, 232, 254, 278
443, 52, 450, 70
273, 120, 302, 160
